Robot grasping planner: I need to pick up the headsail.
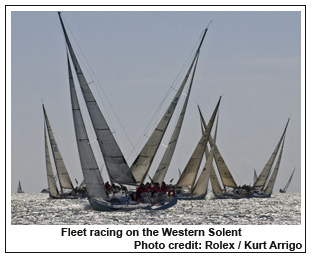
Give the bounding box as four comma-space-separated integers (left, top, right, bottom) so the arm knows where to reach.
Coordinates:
44, 120, 60, 198
253, 118, 290, 189
176, 97, 221, 188
58, 12, 136, 185
42, 104, 74, 191
131, 27, 210, 184
67, 53, 108, 199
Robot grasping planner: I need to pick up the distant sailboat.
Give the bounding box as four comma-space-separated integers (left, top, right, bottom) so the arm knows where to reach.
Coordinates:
58, 12, 179, 210
198, 106, 253, 199
17, 181, 24, 193
280, 168, 295, 193
175, 97, 221, 199
43, 104, 85, 199
253, 119, 290, 198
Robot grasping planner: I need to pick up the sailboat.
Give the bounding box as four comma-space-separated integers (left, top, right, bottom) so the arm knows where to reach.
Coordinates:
43, 104, 86, 199
253, 119, 290, 198
280, 168, 295, 193
58, 12, 182, 210
198, 106, 253, 199
175, 97, 221, 199
17, 181, 24, 193
131, 23, 211, 186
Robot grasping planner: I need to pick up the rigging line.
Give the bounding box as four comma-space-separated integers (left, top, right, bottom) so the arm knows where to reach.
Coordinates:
61, 14, 135, 153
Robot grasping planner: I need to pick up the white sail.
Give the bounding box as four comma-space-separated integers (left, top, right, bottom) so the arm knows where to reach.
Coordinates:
198, 105, 237, 188
67, 54, 108, 199
264, 136, 286, 195
42, 105, 73, 191
176, 97, 221, 188
192, 114, 219, 196
210, 165, 223, 195
131, 27, 209, 184
152, 55, 200, 184
44, 121, 60, 198
254, 118, 290, 189
58, 12, 136, 185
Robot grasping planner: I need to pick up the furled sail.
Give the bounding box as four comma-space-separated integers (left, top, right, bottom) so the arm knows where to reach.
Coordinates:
176, 97, 221, 188
264, 136, 286, 195
192, 114, 219, 196
44, 121, 60, 198
67, 54, 108, 199
42, 105, 74, 191
198, 105, 237, 188
131, 27, 209, 184
254, 118, 290, 189
152, 54, 200, 184
58, 12, 136, 185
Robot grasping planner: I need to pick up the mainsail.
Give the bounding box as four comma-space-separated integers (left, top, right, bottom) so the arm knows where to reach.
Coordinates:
42, 104, 74, 192
44, 120, 60, 198
58, 12, 136, 185
67, 54, 108, 199
281, 168, 295, 192
253, 118, 290, 190
176, 97, 221, 188
131, 26, 210, 184
152, 54, 200, 184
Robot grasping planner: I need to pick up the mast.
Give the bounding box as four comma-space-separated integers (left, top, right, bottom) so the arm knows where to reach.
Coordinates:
253, 118, 290, 190
131, 26, 210, 184
67, 53, 108, 199
58, 12, 136, 185
176, 96, 221, 188
152, 54, 200, 184
42, 104, 74, 192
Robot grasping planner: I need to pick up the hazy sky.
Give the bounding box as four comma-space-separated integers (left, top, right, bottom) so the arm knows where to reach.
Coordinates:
10, 7, 302, 193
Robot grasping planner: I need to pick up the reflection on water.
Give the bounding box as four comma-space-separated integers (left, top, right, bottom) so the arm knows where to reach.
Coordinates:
11, 192, 301, 225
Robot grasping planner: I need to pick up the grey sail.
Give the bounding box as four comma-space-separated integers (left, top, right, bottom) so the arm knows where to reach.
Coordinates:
281, 168, 295, 192
67, 54, 108, 199
58, 12, 136, 185
192, 114, 219, 196
254, 118, 290, 189
131, 27, 209, 184
42, 105, 74, 191
254, 170, 258, 184
152, 54, 200, 184
176, 97, 221, 188
198, 105, 237, 188
17, 181, 24, 193
210, 165, 223, 195
264, 136, 286, 195
44, 121, 60, 198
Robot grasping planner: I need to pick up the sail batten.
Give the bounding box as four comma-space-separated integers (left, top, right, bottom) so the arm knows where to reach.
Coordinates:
58, 12, 136, 185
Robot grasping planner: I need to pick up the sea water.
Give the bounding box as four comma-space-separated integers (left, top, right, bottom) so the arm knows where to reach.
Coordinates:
11, 192, 301, 225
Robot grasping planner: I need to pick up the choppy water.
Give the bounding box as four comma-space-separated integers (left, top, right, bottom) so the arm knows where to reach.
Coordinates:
11, 193, 301, 225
